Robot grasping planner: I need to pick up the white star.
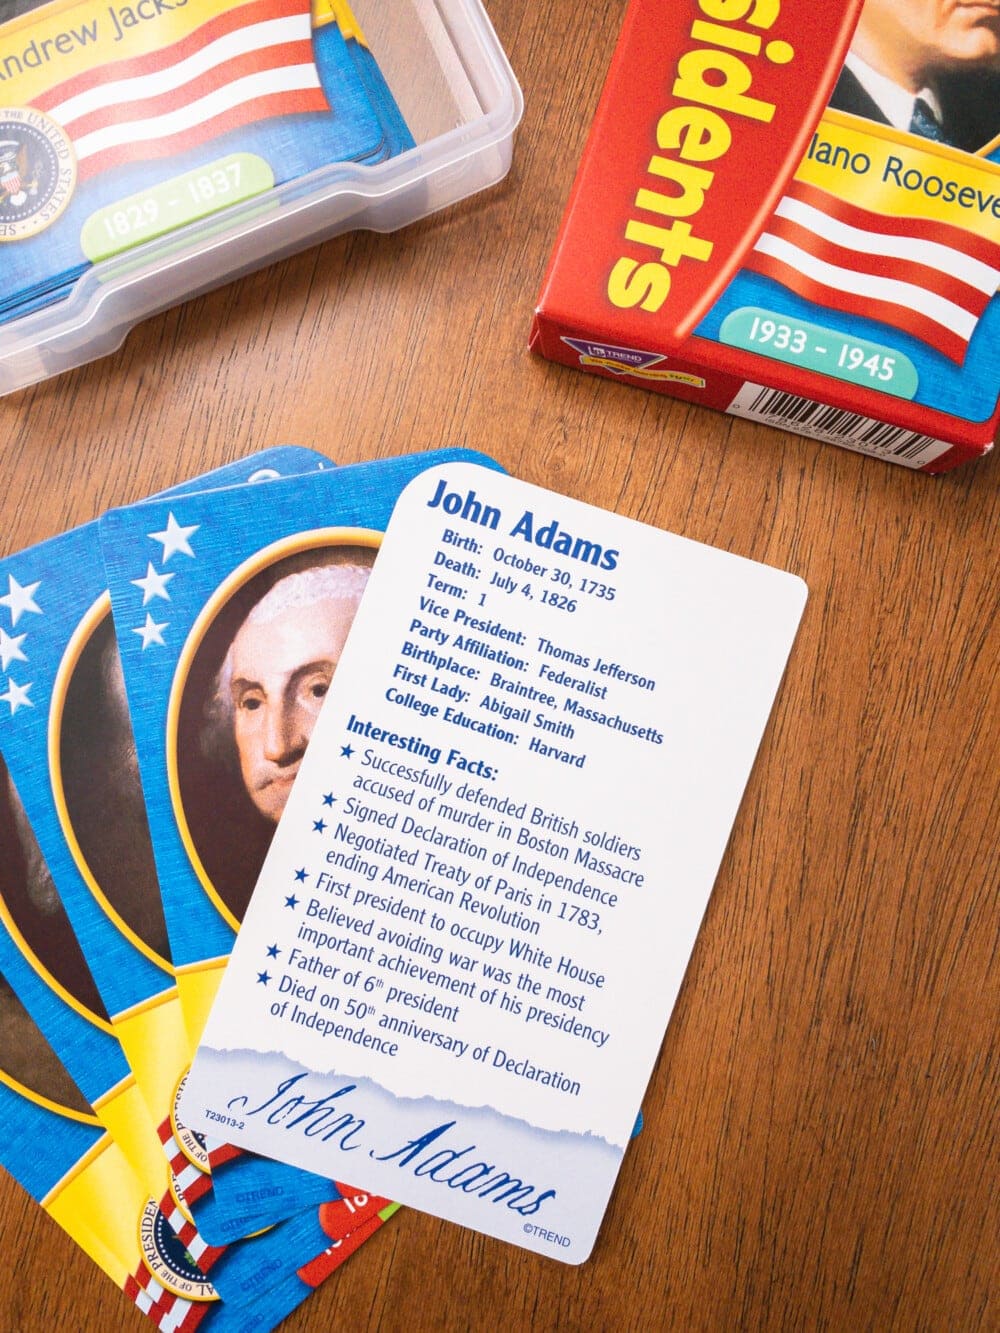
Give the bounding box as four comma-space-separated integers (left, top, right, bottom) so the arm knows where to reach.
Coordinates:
1, 677, 33, 714
131, 562, 175, 605
0, 627, 27, 671
148, 513, 199, 563
133, 614, 168, 649
0, 575, 42, 627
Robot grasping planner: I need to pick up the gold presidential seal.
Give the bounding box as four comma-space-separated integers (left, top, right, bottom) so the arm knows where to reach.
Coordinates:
0, 107, 75, 242
138, 1198, 217, 1302
171, 1070, 211, 1172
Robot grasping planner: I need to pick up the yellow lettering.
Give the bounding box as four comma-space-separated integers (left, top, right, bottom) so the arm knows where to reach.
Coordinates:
746, 0, 780, 28
607, 258, 672, 312
691, 19, 761, 54
673, 48, 776, 122
641, 156, 715, 218
610, 0, 786, 316
656, 106, 732, 162
624, 218, 714, 266
698, 0, 755, 21
698, 0, 779, 28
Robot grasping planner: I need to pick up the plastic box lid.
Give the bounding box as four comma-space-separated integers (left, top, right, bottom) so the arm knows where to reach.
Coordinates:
0, 0, 523, 394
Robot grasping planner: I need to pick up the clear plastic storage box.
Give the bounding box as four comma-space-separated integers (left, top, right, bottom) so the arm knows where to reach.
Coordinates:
0, 0, 522, 393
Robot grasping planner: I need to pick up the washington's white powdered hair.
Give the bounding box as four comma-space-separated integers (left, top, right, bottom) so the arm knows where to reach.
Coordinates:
242, 565, 370, 627
211, 564, 371, 716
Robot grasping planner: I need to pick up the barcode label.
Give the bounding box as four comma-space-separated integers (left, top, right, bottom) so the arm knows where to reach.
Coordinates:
727, 384, 952, 469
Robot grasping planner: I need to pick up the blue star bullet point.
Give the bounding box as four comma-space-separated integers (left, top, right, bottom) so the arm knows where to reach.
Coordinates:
294, 868, 308, 883
340, 744, 354, 758
322, 793, 336, 807
266, 944, 280, 959
285, 894, 299, 909
313, 818, 327, 833
257, 971, 271, 985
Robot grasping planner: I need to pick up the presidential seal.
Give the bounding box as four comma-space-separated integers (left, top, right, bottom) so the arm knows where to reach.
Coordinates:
138, 1199, 217, 1302
0, 107, 75, 242
171, 1070, 210, 1172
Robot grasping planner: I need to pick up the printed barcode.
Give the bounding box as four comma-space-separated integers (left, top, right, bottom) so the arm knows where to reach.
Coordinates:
726, 384, 952, 469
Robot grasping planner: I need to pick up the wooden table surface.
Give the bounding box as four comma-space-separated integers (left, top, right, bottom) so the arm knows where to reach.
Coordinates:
0, 2, 997, 1328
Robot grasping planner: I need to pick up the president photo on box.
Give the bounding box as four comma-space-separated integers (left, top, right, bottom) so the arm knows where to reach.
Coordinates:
829, 0, 1000, 152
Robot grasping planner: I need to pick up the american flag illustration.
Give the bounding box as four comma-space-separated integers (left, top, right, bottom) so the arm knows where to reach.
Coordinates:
123, 1177, 222, 1330
744, 178, 1000, 364
158, 1113, 215, 1209
124, 1264, 210, 1333
32, 0, 329, 181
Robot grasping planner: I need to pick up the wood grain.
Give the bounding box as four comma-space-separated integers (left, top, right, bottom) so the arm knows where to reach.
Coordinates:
0, 1, 997, 1328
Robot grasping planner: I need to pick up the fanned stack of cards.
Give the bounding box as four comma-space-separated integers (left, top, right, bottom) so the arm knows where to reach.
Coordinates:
0, 447, 496, 1330
0, 0, 413, 326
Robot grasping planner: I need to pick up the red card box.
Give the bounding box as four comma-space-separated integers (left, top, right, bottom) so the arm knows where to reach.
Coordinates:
530, 0, 1000, 473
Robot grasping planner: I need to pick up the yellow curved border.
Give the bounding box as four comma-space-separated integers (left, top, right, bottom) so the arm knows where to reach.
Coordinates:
167, 528, 382, 934
40, 1131, 115, 1206
0, 1066, 100, 1126
169, 1067, 210, 1175
49, 594, 174, 977
166, 1171, 196, 1228
815, 107, 1000, 198
821, 105, 1000, 166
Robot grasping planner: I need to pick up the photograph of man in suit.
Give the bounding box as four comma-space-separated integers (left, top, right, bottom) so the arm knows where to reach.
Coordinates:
830, 0, 1000, 151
